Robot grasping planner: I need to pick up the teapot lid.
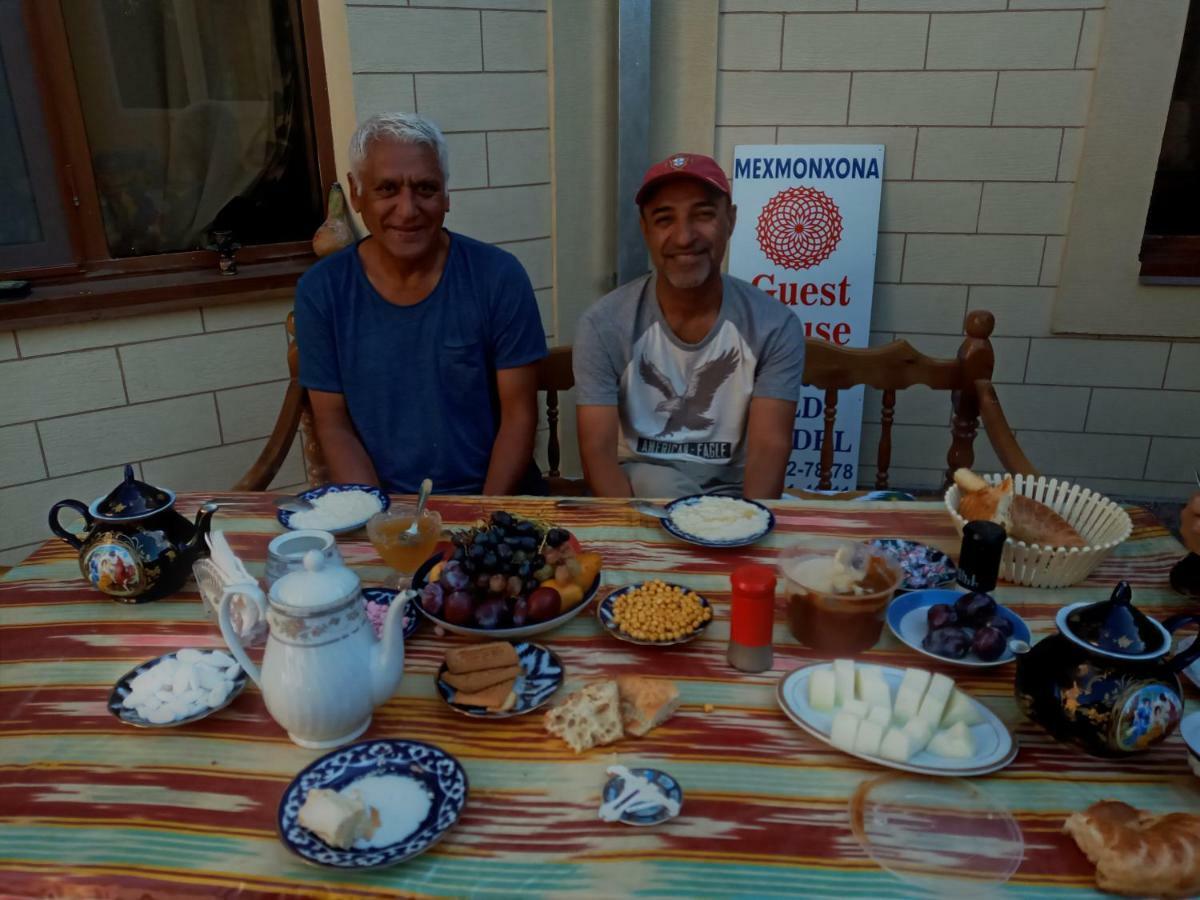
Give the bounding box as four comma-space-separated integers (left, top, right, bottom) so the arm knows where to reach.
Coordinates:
1059, 581, 1169, 659
273, 549, 359, 609
94, 464, 174, 519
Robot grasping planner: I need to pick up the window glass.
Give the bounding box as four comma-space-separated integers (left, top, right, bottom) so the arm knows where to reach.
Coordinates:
61, 0, 322, 257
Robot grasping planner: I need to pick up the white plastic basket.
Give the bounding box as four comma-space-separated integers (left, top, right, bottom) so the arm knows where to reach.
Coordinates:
944, 473, 1132, 589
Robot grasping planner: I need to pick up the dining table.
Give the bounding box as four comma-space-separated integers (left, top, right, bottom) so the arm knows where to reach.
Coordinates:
1, 491, 1197, 899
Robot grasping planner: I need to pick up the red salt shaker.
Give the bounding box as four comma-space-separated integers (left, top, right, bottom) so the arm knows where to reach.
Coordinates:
728, 564, 777, 672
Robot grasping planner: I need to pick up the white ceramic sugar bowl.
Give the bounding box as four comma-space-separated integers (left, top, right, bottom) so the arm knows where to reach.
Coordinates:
218, 548, 407, 749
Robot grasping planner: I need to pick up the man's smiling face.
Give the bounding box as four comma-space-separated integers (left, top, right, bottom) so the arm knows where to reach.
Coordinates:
639, 178, 737, 292
350, 139, 449, 264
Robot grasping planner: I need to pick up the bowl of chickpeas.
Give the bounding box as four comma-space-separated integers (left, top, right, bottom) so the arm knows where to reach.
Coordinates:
598, 580, 714, 646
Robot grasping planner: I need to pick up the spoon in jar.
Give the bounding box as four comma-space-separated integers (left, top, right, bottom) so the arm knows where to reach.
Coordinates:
405, 478, 433, 536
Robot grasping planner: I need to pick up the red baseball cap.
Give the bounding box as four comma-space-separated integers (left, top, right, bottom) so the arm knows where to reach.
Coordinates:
635, 152, 731, 206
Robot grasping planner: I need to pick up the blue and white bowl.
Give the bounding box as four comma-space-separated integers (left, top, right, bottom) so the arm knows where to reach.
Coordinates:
277, 484, 390, 535
870, 539, 958, 592
661, 495, 775, 548
598, 583, 713, 646
435, 641, 563, 718
362, 588, 420, 641
602, 768, 683, 826
278, 739, 467, 869
887, 589, 1031, 668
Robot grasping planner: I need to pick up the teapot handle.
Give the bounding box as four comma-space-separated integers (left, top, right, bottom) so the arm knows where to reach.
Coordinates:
48, 500, 92, 550
1164, 615, 1200, 673
218, 582, 267, 689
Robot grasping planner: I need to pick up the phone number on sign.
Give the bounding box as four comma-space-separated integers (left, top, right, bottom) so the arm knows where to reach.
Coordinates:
786, 460, 855, 481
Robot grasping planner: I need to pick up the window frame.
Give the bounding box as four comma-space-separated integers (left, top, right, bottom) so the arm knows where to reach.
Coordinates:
0, 0, 336, 327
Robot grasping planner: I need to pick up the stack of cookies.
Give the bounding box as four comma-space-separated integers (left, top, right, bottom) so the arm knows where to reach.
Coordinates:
443, 642, 522, 712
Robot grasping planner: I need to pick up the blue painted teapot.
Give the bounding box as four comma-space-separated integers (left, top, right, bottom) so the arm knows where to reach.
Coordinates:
1014, 581, 1200, 756
49, 465, 217, 603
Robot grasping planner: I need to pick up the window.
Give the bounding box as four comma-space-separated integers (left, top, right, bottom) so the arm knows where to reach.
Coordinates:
1141, 0, 1200, 278
0, 0, 334, 320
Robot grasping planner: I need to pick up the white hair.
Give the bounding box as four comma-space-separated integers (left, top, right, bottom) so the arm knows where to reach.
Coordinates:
348, 112, 450, 190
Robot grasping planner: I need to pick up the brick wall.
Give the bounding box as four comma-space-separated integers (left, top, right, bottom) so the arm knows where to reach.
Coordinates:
0, 299, 306, 566
715, 0, 1198, 500
346, 0, 554, 336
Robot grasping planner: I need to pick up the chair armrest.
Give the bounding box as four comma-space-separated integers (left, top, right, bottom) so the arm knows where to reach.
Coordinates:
975, 379, 1038, 477
232, 381, 306, 491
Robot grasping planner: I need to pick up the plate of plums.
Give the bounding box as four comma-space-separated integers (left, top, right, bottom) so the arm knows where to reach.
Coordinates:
887, 590, 1031, 668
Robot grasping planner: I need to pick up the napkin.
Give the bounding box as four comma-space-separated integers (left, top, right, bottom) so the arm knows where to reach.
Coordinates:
193, 531, 268, 645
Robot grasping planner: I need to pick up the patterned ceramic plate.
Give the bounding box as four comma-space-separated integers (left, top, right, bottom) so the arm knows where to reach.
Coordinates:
602, 768, 683, 826
277, 738, 468, 869
660, 495, 775, 548
108, 649, 248, 728
362, 588, 420, 641
276, 484, 390, 535
435, 641, 563, 718
870, 539, 958, 592
886, 589, 1031, 669
777, 663, 1017, 777
597, 583, 714, 646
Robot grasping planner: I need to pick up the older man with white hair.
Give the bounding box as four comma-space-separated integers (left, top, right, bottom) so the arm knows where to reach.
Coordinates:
294, 113, 547, 495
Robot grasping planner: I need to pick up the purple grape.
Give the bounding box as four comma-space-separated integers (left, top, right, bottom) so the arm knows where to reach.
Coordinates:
983, 613, 1014, 638
926, 603, 958, 631
971, 625, 1007, 661
420, 582, 444, 616
954, 591, 997, 626
473, 598, 507, 629
442, 563, 470, 592
922, 626, 971, 659
510, 597, 529, 626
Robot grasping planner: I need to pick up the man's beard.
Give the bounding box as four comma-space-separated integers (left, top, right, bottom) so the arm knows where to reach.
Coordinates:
663, 255, 712, 290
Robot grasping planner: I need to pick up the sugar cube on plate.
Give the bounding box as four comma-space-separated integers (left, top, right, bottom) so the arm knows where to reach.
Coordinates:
853, 719, 885, 756
808, 668, 837, 711
833, 659, 856, 706
928, 721, 977, 759
940, 689, 984, 728
831, 710, 861, 752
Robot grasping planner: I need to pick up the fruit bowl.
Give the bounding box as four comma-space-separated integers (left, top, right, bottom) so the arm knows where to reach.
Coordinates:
411, 552, 601, 639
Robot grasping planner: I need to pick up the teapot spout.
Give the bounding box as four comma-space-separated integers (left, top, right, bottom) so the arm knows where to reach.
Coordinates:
184, 501, 220, 562
370, 590, 411, 706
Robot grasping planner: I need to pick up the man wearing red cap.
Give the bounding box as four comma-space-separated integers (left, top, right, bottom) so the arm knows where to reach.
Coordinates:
573, 152, 805, 499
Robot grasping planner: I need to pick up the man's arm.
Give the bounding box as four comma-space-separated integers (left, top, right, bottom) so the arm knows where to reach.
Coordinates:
742, 396, 796, 499
577, 404, 633, 497
308, 389, 380, 486
483, 364, 539, 495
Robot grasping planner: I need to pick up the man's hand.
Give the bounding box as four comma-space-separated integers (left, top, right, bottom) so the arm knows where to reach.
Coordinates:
577, 405, 632, 497
483, 364, 539, 495
1184, 492, 1200, 555
309, 390, 380, 486
743, 397, 796, 499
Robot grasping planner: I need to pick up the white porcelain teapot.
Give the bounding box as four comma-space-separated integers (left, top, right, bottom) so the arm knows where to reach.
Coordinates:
217, 547, 408, 749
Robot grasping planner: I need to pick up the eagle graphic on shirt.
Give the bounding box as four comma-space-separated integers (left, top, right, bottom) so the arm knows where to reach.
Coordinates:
638, 348, 741, 437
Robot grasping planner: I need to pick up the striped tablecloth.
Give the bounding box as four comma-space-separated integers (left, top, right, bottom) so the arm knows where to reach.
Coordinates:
1, 493, 1197, 899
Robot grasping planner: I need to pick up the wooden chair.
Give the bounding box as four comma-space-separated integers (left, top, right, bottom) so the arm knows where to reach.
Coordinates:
234, 314, 585, 494
802, 309, 1035, 491
237, 309, 1033, 496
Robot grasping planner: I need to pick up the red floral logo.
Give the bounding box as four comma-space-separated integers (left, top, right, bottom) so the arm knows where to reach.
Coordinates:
755, 186, 843, 270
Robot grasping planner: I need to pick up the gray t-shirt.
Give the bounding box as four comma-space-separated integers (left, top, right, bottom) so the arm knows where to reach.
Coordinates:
574, 272, 806, 486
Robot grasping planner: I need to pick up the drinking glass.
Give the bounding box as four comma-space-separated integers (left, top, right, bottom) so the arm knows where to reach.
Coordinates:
366, 503, 442, 590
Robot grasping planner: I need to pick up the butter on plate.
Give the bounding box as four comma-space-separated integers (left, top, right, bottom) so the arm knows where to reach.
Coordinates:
297, 788, 379, 849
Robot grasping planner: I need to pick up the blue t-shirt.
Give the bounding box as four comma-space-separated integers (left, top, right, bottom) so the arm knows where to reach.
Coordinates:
295, 232, 548, 494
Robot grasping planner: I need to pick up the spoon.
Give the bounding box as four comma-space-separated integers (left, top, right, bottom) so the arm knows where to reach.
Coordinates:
406, 478, 433, 536
274, 495, 314, 515
631, 500, 670, 520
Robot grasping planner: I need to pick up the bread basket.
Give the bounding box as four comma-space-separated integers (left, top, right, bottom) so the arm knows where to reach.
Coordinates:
944, 474, 1132, 589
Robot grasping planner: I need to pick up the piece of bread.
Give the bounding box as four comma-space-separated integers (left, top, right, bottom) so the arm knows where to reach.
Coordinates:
454, 678, 517, 710
615, 675, 680, 737
544, 680, 624, 753
953, 468, 1085, 549
442, 664, 522, 693
297, 788, 373, 849
1064, 800, 1200, 898
444, 641, 519, 674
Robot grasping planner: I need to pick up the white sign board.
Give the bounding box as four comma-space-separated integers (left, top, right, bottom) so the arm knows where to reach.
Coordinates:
728, 145, 884, 492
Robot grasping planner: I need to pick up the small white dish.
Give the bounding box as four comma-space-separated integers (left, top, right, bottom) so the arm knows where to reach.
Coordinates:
277, 484, 390, 535
776, 663, 1016, 777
